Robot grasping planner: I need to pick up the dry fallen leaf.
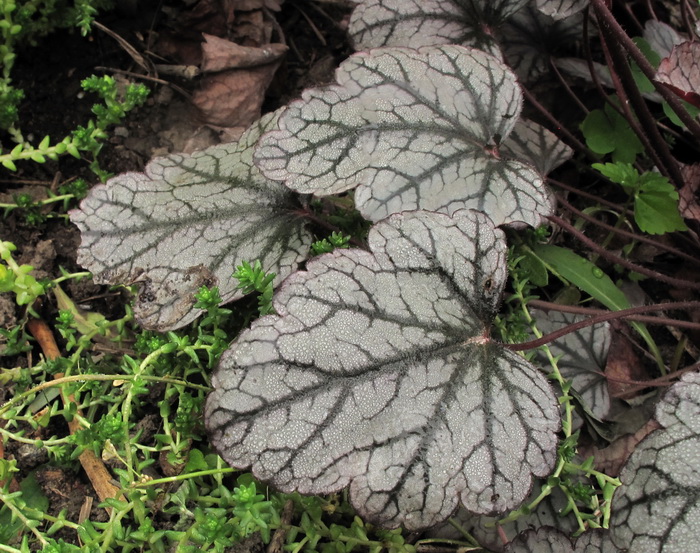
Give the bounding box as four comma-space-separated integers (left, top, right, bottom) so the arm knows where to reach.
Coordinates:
583, 418, 661, 477
193, 36, 287, 130
605, 327, 649, 400
200, 33, 288, 71
679, 163, 700, 223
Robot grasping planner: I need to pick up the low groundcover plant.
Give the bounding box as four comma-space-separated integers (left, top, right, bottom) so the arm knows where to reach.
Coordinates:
63, 0, 700, 551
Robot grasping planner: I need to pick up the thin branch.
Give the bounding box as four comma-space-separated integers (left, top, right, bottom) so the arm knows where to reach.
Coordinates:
506, 300, 700, 351
526, 298, 700, 330
520, 86, 592, 157
548, 177, 632, 216
595, 8, 685, 188
548, 214, 700, 290
556, 193, 700, 266
606, 360, 700, 393
589, 0, 700, 140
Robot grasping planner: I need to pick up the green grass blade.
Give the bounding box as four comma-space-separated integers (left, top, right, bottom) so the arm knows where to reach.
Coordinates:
531, 244, 664, 372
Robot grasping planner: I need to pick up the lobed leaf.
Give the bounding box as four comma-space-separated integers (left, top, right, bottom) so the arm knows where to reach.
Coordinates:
70, 112, 312, 331
611, 371, 700, 553
535, 0, 589, 20
348, 0, 529, 55
501, 5, 584, 82
206, 209, 560, 530
254, 45, 552, 227
505, 527, 620, 552
531, 310, 611, 421
435, 485, 578, 552
501, 119, 573, 176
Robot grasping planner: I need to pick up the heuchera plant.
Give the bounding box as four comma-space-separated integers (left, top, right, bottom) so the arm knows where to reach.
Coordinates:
70, 0, 699, 549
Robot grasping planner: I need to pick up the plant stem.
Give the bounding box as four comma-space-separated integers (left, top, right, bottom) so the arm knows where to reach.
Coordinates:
507, 300, 700, 351
556, 194, 700, 266
589, 0, 700, 140
595, 4, 684, 189
0, 374, 211, 419
549, 214, 700, 290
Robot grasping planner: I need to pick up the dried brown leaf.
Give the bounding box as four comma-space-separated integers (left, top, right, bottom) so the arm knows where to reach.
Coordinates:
193, 59, 285, 128
585, 419, 661, 477
679, 163, 700, 223
605, 328, 649, 400
201, 34, 288, 71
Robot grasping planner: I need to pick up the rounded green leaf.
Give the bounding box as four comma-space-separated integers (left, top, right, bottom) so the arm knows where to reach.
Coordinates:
206, 209, 559, 530
70, 112, 312, 331
255, 45, 552, 227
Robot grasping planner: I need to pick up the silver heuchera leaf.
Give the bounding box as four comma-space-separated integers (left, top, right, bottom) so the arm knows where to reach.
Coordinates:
611, 371, 700, 553
643, 20, 685, 60
505, 527, 574, 553
535, 0, 588, 20
531, 310, 611, 421
206, 209, 560, 530
348, 0, 529, 55
501, 5, 583, 82
254, 46, 552, 227
501, 119, 573, 176
70, 112, 312, 331
434, 485, 578, 552
505, 527, 621, 553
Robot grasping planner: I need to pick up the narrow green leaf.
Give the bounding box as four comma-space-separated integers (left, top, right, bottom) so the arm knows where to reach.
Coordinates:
531, 244, 630, 310
532, 243, 664, 370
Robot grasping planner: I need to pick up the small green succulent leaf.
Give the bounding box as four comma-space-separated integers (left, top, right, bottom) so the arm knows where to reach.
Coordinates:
611, 371, 700, 552
531, 310, 612, 421
505, 527, 621, 552
206, 209, 560, 530
255, 45, 552, 228
535, 0, 588, 20
348, 0, 528, 55
70, 112, 312, 331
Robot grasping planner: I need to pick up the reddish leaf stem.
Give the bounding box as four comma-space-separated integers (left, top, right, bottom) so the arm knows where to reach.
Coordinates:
556, 193, 700, 266
548, 177, 633, 216
505, 300, 700, 351
595, 5, 684, 188
520, 86, 591, 158
548, 213, 700, 290
589, 0, 700, 140
526, 298, 700, 330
